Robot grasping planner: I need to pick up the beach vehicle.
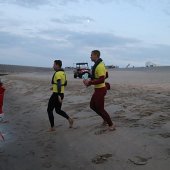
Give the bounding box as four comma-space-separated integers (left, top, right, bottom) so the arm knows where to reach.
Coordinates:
145, 61, 157, 67
73, 62, 91, 78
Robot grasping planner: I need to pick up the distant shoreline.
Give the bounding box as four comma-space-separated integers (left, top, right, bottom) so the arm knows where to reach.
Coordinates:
115, 66, 170, 72
0, 64, 170, 73
0, 64, 52, 73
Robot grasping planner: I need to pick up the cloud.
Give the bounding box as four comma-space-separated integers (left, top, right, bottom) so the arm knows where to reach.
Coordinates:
0, 31, 64, 67
67, 32, 140, 47
0, 27, 170, 67
0, 0, 79, 7
0, 31, 23, 47
0, 0, 145, 9
163, 9, 170, 16
51, 16, 95, 25
88, 0, 145, 7
40, 29, 140, 48
0, 31, 56, 55
0, 0, 51, 7
104, 43, 170, 67
0, 18, 22, 29
0, 29, 141, 67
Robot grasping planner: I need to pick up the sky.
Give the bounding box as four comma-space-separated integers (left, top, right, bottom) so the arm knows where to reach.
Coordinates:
0, 0, 170, 68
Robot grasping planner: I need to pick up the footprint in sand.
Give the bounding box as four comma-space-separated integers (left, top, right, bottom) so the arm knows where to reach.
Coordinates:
72, 126, 80, 130
0, 120, 9, 124
42, 162, 52, 168
23, 91, 33, 96
25, 150, 35, 156
114, 110, 126, 114
128, 156, 152, 165
166, 148, 170, 157
159, 132, 170, 138
40, 154, 49, 159
94, 129, 108, 135
55, 124, 63, 128
92, 153, 113, 164
139, 110, 154, 117
0, 148, 4, 153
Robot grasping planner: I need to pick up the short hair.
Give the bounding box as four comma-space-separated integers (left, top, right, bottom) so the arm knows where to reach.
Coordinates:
91, 50, 100, 58
54, 60, 62, 67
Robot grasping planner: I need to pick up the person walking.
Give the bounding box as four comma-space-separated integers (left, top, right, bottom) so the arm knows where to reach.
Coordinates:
47, 60, 73, 131
83, 50, 116, 131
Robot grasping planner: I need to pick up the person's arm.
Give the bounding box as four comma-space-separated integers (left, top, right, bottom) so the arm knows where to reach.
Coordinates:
57, 79, 61, 93
83, 64, 106, 87
57, 79, 62, 103
89, 76, 105, 85
83, 76, 105, 87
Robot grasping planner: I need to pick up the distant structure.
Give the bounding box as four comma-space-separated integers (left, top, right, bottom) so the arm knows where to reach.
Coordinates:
105, 65, 117, 69
126, 64, 130, 68
145, 61, 157, 67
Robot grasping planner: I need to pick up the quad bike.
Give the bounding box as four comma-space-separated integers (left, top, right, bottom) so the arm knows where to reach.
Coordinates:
73, 62, 91, 79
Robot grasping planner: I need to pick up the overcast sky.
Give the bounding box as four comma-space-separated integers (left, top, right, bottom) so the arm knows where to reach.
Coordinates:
0, 0, 170, 68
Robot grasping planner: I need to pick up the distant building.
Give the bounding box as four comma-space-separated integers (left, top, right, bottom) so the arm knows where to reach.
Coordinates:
105, 65, 117, 69
126, 64, 130, 68
145, 61, 157, 67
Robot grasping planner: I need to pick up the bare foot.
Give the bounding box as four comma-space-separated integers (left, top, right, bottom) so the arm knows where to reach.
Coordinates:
108, 125, 116, 131
48, 127, 56, 132
68, 118, 74, 128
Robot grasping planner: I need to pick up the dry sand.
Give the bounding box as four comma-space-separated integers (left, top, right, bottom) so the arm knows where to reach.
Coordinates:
0, 68, 170, 170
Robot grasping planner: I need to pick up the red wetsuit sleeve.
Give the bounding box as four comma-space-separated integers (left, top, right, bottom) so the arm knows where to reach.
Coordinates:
90, 76, 105, 85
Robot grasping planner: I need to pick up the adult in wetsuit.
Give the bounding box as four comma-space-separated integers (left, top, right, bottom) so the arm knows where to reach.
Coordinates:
47, 60, 73, 131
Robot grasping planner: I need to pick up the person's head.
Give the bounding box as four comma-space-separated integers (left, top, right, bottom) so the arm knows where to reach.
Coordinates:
53, 60, 62, 71
90, 50, 100, 62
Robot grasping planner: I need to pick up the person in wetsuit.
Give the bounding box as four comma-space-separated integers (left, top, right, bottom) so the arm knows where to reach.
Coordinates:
47, 60, 73, 131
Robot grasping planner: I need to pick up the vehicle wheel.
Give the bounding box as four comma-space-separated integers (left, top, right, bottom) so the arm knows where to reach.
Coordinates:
74, 74, 77, 78
87, 72, 91, 78
78, 74, 82, 78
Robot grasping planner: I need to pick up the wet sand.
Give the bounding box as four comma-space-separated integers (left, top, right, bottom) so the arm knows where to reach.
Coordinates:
0, 68, 170, 170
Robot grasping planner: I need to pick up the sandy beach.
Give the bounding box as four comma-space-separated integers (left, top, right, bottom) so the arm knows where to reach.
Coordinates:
0, 68, 170, 170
